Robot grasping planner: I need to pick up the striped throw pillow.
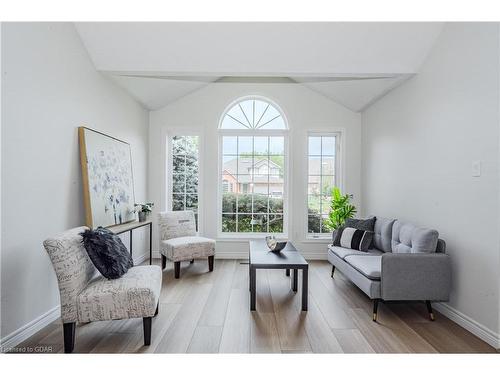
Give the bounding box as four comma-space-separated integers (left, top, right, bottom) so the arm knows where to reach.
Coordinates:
333, 226, 373, 252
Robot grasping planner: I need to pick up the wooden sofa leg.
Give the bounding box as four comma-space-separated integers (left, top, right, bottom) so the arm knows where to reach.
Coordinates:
208, 255, 214, 272
331, 265, 335, 278
143, 317, 152, 346
426, 300, 435, 321
372, 299, 380, 322
161, 255, 166, 270
63, 322, 76, 353
174, 261, 180, 278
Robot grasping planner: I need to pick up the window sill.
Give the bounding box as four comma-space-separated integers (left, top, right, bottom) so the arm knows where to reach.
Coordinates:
217, 234, 288, 242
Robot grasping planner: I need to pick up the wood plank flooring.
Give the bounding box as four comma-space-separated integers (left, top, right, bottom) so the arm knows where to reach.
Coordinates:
13, 259, 496, 353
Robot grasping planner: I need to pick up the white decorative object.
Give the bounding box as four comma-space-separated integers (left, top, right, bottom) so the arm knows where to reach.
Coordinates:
79, 127, 136, 228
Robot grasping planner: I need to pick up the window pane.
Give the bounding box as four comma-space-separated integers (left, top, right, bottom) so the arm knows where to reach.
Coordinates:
309, 137, 321, 155
322, 176, 334, 195
254, 137, 269, 155
238, 214, 253, 232
238, 136, 253, 155
185, 194, 198, 211
252, 175, 269, 194
270, 156, 284, 175
308, 175, 320, 195
172, 136, 186, 155
308, 215, 321, 233
269, 197, 283, 213
222, 156, 237, 175
322, 157, 334, 175
321, 196, 331, 214
321, 215, 331, 233
269, 215, 283, 233
237, 193, 252, 213
253, 194, 268, 213
223, 136, 238, 155
308, 156, 321, 175
172, 174, 185, 193
252, 214, 268, 232
222, 193, 237, 212
322, 137, 335, 156
173, 155, 186, 173
308, 195, 320, 215
269, 137, 284, 155
222, 214, 236, 232
172, 194, 185, 210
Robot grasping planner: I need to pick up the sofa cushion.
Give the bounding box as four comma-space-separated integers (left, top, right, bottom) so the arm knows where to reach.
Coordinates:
373, 217, 396, 252
391, 220, 439, 254
77, 265, 162, 323
160, 236, 215, 262
328, 245, 382, 259
344, 255, 381, 280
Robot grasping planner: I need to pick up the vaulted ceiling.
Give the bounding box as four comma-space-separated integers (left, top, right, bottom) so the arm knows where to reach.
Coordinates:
75, 22, 444, 112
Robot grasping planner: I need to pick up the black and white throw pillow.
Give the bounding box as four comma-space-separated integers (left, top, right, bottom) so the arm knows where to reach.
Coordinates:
333, 226, 373, 252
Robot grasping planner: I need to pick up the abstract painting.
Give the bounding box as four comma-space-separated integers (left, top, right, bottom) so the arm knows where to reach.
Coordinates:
79, 127, 136, 228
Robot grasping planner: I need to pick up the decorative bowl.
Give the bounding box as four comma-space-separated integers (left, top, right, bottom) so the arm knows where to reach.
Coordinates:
265, 236, 287, 253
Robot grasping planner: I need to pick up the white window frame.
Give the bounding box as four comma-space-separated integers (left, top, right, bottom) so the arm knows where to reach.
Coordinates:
167, 131, 203, 234
305, 131, 343, 240
217, 96, 289, 239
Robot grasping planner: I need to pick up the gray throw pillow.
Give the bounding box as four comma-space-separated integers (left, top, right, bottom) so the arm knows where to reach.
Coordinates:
345, 216, 376, 231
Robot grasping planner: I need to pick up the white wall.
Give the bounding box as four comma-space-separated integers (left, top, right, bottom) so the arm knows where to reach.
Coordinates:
1, 23, 149, 343
149, 83, 361, 259
361, 23, 500, 342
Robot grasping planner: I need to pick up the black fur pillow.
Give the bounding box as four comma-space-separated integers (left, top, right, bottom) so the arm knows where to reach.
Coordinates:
80, 227, 133, 279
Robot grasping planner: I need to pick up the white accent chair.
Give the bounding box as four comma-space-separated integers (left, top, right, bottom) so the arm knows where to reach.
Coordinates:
43, 226, 162, 353
158, 211, 215, 278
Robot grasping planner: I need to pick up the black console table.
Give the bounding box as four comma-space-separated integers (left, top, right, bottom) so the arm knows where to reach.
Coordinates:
109, 220, 153, 265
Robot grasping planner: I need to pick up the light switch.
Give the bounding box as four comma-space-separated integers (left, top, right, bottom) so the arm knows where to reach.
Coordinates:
472, 161, 481, 177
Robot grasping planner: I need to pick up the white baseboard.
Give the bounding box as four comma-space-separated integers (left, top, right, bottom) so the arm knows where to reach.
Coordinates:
0, 305, 60, 351
433, 302, 500, 349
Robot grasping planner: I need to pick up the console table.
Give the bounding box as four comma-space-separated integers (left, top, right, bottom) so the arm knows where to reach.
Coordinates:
109, 220, 153, 265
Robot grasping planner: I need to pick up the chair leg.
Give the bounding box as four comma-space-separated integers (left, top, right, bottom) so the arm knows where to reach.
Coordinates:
143, 317, 152, 346
190, 259, 194, 264
154, 303, 159, 317
426, 300, 435, 321
372, 299, 380, 322
161, 255, 166, 270
331, 265, 335, 278
174, 261, 180, 279
285, 269, 290, 277
208, 255, 214, 272
63, 322, 76, 353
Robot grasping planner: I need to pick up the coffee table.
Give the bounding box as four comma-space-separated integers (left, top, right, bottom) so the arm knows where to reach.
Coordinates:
249, 240, 309, 311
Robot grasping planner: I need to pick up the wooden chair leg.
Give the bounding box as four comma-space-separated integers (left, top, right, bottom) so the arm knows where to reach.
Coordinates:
208, 255, 214, 272
154, 303, 159, 317
426, 300, 435, 321
143, 317, 152, 346
63, 322, 76, 353
174, 261, 180, 278
161, 255, 166, 270
331, 265, 335, 278
372, 299, 380, 322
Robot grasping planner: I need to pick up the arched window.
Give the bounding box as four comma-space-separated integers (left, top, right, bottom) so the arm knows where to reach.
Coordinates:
219, 97, 288, 236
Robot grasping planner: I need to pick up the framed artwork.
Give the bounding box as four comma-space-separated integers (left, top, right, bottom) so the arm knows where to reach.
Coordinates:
79, 127, 136, 228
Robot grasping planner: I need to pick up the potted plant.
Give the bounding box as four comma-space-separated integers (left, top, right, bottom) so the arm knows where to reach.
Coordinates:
134, 202, 154, 222
324, 187, 357, 240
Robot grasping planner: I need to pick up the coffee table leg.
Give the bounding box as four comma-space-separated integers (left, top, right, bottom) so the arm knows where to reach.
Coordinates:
250, 266, 256, 311
285, 269, 290, 277
292, 269, 298, 292
302, 267, 308, 311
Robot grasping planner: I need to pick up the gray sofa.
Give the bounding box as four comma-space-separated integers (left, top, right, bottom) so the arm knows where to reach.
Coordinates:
328, 217, 451, 322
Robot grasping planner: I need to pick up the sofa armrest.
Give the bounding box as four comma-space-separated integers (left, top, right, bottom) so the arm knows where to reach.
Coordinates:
381, 253, 451, 301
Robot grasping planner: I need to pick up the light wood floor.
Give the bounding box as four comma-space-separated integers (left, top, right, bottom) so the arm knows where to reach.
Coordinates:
14, 259, 496, 353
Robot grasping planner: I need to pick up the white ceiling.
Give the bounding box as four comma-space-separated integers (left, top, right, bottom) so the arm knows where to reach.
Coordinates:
76, 22, 444, 112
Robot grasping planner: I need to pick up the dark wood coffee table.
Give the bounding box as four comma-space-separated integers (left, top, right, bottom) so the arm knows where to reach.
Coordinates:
249, 240, 309, 311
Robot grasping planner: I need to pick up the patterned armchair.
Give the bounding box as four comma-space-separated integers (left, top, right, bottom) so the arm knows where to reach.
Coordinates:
43, 226, 162, 353
158, 211, 215, 278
